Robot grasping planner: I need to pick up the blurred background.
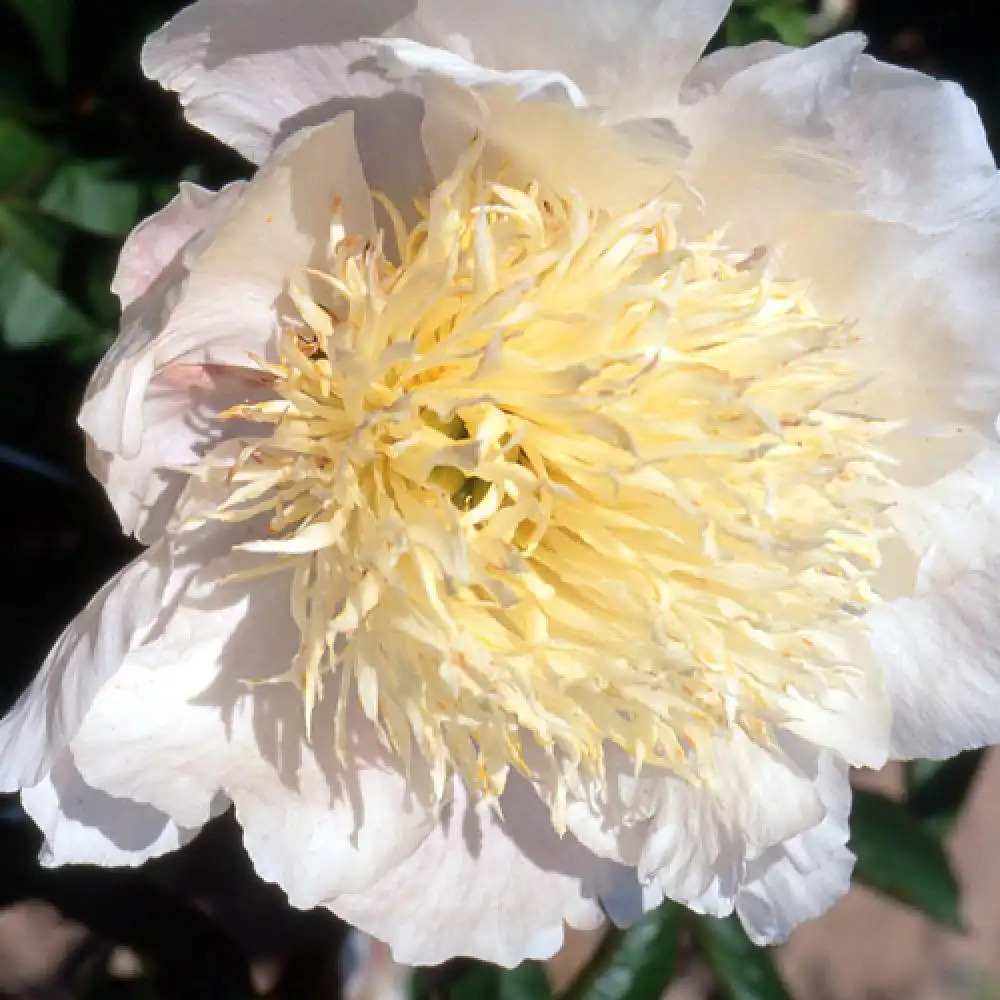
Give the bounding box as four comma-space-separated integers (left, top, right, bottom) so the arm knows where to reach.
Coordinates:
0, 0, 997, 997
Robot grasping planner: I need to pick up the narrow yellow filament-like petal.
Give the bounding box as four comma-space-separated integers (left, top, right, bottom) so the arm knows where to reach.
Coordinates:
197, 146, 895, 815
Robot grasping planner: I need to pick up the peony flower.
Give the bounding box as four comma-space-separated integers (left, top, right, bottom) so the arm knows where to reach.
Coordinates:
4, 0, 1000, 967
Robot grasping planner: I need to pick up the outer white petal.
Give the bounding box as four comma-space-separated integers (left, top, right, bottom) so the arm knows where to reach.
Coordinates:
330, 774, 628, 968
826, 56, 1000, 232
399, 0, 730, 115
737, 847, 856, 945
0, 543, 173, 792
869, 560, 1000, 760
679, 35, 999, 235
142, 0, 411, 164
68, 562, 436, 906
21, 755, 199, 868
420, 84, 688, 218
887, 446, 1000, 595
144, 0, 727, 163
567, 732, 825, 921
111, 181, 245, 309
80, 114, 374, 538
779, 212, 1000, 432
675, 34, 866, 246
736, 743, 854, 944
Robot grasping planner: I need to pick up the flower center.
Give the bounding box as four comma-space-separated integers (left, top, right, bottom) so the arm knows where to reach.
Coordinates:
203, 146, 894, 810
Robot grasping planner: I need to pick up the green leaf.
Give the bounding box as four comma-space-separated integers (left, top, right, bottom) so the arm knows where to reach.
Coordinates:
906, 750, 987, 837
694, 916, 791, 1000
0, 248, 98, 349
7, 0, 72, 88
850, 789, 962, 929
449, 962, 552, 1000
0, 204, 71, 282
725, 0, 810, 46
0, 120, 61, 198
565, 905, 681, 1000
40, 160, 144, 237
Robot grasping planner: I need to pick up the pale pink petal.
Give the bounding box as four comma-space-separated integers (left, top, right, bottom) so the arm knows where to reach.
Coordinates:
80, 114, 374, 537
111, 181, 245, 309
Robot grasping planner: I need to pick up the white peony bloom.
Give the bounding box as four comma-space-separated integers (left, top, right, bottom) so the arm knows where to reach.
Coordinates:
4, 0, 1000, 967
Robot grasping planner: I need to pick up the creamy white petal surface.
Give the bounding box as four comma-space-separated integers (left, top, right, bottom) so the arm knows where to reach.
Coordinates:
21, 757, 197, 868
80, 114, 374, 540
67, 563, 437, 903
6, 0, 1000, 969
331, 776, 628, 968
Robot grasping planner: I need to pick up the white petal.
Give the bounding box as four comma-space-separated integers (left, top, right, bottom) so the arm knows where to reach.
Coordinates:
80, 114, 374, 536
0, 543, 173, 792
142, 0, 409, 164
69, 562, 435, 904
735, 745, 853, 944
826, 56, 1000, 232
21, 755, 198, 868
887, 445, 1000, 595
869, 560, 1000, 759
144, 0, 727, 164
736, 845, 855, 945
608, 730, 826, 916
402, 0, 729, 115
366, 37, 586, 106
675, 34, 866, 246
777, 641, 890, 769
779, 212, 1000, 432
678, 35, 1000, 238
86, 364, 272, 541
111, 180, 245, 309
331, 775, 624, 967
420, 84, 687, 219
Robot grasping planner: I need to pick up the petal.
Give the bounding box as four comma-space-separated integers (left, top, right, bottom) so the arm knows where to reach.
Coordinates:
21, 755, 199, 868
68, 560, 436, 904
0, 542, 173, 792
568, 733, 826, 920
735, 745, 854, 944
678, 35, 1000, 237
111, 180, 245, 309
330, 774, 624, 967
86, 364, 272, 542
675, 34, 867, 246
776, 638, 891, 769
887, 445, 1000, 595
365, 37, 586, 106
779, 212, 1000, 433
80, 114, 374, 536
736, 845, 855, 945
420, 84, 687, 218
400, 0, 729, 114
142, 0, 410, 164
825, 56, 1000, 233
869, 560, 1000, 759
144, 0, 727, 163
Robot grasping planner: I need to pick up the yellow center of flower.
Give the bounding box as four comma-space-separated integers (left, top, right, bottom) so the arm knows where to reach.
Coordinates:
206, 147, 893, 808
